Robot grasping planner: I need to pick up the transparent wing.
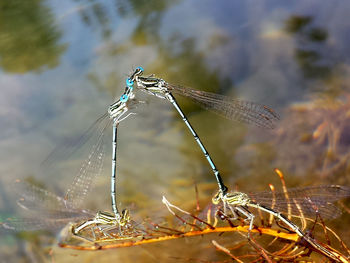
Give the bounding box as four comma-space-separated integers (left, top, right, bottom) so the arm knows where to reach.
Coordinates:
42, 113, 109, 167
248, 185, 350, 220
2, 182, 93, 233
168, 84, 280, 129
1, 217, 67, 232
14, 181, 93, 216
64, 117, 110, 208
39, 110, 111, 209
14, 180, 71, 212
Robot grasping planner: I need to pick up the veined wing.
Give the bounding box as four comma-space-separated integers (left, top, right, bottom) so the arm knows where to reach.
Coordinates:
168, 84, 280, 129
248, 185, 350, 220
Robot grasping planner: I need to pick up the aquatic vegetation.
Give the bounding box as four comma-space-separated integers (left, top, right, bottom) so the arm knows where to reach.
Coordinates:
274, 93, 350, 181
54, 170, 349, 262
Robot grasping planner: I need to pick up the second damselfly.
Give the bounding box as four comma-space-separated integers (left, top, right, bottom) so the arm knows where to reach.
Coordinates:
132, 67, 279, 196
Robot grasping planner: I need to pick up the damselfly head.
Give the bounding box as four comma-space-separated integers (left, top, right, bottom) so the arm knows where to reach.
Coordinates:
129, 66, 144, 82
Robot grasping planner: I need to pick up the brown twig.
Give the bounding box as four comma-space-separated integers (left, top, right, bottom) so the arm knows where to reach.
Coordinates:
212, 240, 244, 263
59, 225, 299, 250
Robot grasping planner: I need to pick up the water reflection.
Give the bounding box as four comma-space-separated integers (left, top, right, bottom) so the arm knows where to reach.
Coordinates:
1, 0, 350, 262
118, 0, 179, 45
285, 15, 331, 81
73, 0, 112, 38
0, 0, 66, 73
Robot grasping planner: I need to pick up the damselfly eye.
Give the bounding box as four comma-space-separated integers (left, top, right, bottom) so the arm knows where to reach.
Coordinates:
120, 94, 128, 102
136, 66, 144, 72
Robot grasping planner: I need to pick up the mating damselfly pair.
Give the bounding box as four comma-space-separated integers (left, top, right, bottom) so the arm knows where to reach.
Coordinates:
3, 67, 350, 260
43, 66, 280, 225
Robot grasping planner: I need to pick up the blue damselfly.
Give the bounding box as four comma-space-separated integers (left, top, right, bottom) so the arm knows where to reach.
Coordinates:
133, 67, 279, 195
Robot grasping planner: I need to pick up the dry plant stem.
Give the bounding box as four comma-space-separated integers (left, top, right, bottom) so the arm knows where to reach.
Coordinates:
59, 225, 299, 250
250, 231, 311, 262
268, 184, 276, 226
48, 249, 55, 263
297, 224, 345, 261
320, 223, 350, 256
194, 183, 200, 212
274, 243, 300, 257
319, 248, 350, 263
150, 224, 185, 235
339, 200, 350, 214
256, 205, 264, 227
190, 214, 216, 230
174, 214, 202, 231
274, 168, 292, 220
316, 213, 331, 245
230, 240, 250, 251
265, 233, 311, 260
248, 236, 274, 263
293, 201, 307, 231
162, 196, 215, 230
191, 184, 201, 231
212, 240, 244, 263
293, 216, 350, 259
146, 220, 185, 235
206, 206, 213, 226
58, 171, 348, 262
266, 236, 279, 247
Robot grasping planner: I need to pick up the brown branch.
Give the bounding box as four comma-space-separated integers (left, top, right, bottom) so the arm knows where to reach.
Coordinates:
212, 240, 244, 263
59, 225, 299, 251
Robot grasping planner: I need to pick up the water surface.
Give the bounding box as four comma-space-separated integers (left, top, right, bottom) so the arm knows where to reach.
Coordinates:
1, 0, 350, 262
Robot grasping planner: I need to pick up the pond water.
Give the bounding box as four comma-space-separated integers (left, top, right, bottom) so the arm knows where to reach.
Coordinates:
1, 0, 350, 262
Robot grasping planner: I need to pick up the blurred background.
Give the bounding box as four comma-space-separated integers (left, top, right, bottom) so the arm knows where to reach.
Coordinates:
1, 0, 350, 262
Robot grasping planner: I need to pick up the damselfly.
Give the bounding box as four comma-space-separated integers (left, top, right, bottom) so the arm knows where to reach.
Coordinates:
212, 185, 350, 262
3, 73, 143, 238
44, 73, 142, 224
132, 67, 280, 195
